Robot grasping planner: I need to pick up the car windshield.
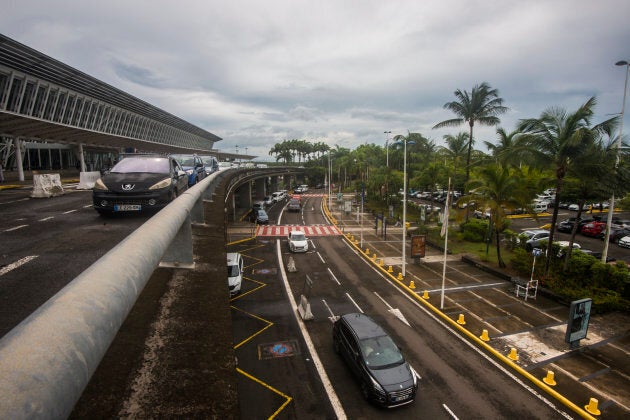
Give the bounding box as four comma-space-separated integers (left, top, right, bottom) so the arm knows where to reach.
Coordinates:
111, 158, 169, 174
176, 157, 195, 167
227, 265, 239, 277
360, 335, 404, 368
257, 210, 267, 217
291, 233, 306, 241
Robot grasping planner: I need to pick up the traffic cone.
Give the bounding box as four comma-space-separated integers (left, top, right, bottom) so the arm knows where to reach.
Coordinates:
508, 347, 519, 361
379, 259, 384, 267
422, 290, 429, 300
397, 272, 404, 281
365, 248, 370, 255
372, 253, 377, 261
456, 314, 466, 325
584, 398, 601, 416
388, 266, 393, 273
543, 370, 557, 386
409, 280, 415, 289
480, 329, 490, 341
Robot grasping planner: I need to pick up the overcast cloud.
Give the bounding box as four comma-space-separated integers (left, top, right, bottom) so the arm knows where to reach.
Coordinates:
2, 0, 629, 160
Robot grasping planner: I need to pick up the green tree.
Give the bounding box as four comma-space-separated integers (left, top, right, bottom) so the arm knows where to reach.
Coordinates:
433, 82, 508, 183
439, 132, 468, 191
466, 165, 528, 268
517, 96, 618, 275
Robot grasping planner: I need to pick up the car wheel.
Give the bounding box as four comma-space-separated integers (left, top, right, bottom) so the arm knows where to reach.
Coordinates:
96, 209, 111, 217
360, 381, 371, 401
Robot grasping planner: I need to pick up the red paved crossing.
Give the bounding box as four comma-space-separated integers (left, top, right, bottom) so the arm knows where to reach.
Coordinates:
255, 224, 341, 237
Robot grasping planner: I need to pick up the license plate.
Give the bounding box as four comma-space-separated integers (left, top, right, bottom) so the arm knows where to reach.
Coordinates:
114, 204, 141, 211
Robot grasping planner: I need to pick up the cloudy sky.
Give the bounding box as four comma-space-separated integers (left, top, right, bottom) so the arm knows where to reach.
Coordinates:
2, 0, 629, 160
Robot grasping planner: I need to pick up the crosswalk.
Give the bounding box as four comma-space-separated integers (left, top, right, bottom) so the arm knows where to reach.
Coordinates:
256, 224, 341, 237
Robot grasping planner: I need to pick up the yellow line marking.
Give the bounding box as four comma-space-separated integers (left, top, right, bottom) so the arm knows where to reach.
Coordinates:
230, 305, 274, 349
230, 277, 266, 302
236, 367, 293, 419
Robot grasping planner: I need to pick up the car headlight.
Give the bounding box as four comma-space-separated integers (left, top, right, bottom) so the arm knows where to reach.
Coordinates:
93, 178, 109, 191
149, 177, 173, 190
369, 374, 386, 395
410, 366, 420, 387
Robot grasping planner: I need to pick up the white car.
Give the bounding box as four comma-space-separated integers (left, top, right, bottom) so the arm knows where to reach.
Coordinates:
619, 236, 630, 249
288, 230, 309, 253
226, 252, 243, 296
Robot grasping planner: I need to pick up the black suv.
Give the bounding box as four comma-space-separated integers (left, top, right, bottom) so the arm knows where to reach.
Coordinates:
332, 313, 418, 408
93, 155, 188, 215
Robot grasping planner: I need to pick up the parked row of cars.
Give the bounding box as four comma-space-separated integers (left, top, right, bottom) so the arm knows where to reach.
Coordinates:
92, 153, 223, 216
557, 216, 630, 244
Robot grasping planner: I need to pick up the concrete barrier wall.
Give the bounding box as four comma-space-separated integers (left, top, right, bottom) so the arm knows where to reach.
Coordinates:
76, 171, 102, 190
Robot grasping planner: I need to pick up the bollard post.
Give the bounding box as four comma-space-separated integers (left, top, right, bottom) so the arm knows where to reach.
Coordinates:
456, 314, 466, 325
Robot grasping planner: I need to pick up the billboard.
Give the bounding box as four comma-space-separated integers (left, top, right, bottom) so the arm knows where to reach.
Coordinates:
565, 298, 592, 346
411, 235, 426, 258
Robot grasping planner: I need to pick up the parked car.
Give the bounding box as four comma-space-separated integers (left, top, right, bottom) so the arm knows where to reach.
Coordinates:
287, 198, 301, 212
521, 229, 550, 251
287, 229, 309, 252
618, 235, 630, 249
577, 216, 601, 233
226, 252, 243, 296
200, 155, 219, 175
568, 203, 590, 212
252, 201, 265, 211
606, 227, 630, 243
250, 208, 269, 224
332, 313, 419, 408
263, 196, 274, 207
581, 221, 607, 237
171, 154, 206, 186
557, 218, 579, 233
93, 154, 188, 215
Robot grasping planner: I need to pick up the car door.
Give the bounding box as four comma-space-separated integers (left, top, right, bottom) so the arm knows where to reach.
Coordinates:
172, 160, 188, 192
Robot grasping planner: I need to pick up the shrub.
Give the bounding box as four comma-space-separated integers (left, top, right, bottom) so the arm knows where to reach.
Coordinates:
460, 218, 489, 243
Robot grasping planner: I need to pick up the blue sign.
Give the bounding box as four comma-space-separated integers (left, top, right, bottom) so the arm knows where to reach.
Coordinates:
532, 248, 542, 257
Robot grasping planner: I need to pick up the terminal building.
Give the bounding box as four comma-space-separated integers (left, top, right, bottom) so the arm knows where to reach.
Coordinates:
0, 33, 251, 180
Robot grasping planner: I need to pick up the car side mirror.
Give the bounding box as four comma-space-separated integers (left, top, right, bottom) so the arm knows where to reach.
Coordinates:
177, 170, 186, 177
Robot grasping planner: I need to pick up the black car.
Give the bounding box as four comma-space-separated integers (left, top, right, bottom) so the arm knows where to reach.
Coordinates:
606, 227, 630, 243
92, 155, 188, 215
249, 208, 269, 224
332, 313, 418, 408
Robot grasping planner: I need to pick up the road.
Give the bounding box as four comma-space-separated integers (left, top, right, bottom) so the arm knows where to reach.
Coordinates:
228, 194, 570, 418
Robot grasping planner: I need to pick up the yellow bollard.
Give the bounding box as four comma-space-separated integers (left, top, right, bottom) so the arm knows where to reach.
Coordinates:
379, 259, 384, 267
388, 265, 393, 273
397, 272, 404, 281
543, 370, 557, 386
372, 253, 377, 260
422, 290, 429, 299
507, 347, 519, 361
480, 329, 490, 342
456, 314, 466, 325
409, 280, 415, 289
365, 248, 370, 255
584, 398, 601, 416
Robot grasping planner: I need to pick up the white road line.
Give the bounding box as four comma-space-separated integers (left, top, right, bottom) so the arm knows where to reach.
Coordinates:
0, 198, 29, 205
276, 240, 347, 419
63, 209, 78, 214
327, 267, 341, 285
427, 282, 505, 293
373, 291, 393, 309
83, 205, 93, 208
317, 252, 326, 264
0, 255, 38, 276
38, 217, 55, 222
321, 299, 338, 322
442, 403, 459, 419
3, 225, 28, 232
345, 292, 364, 313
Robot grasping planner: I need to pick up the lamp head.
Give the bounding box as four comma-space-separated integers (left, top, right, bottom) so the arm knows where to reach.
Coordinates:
616, 60, 629, 66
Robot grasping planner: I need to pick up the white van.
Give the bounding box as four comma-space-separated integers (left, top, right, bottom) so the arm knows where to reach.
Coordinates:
532, 202, 548, 214
227, 252, 243, 296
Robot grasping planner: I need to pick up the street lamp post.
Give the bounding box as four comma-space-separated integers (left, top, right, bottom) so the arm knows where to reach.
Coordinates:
602, 60, 629, 262
395, 134, 415, 277
384, 131, 391, 206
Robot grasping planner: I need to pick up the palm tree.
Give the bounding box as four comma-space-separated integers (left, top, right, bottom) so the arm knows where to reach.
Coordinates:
466, 164, 528, 267
517, 96, 618, 275
433, 82, 508, 183
484, 128, 524, 167
440, 132, 468, 190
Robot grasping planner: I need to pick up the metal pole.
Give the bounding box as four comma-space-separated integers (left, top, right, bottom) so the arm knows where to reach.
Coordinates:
402, 138, 407, 277
602, 60, 629, 262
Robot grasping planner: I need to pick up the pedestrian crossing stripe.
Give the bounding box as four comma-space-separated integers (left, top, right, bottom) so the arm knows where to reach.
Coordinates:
256, 224, 341, 237
288, 193, 326, 198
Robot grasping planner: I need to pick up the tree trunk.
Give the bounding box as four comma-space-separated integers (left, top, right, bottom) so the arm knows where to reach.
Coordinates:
465, 121, 474, 184
495, 229, 506, 268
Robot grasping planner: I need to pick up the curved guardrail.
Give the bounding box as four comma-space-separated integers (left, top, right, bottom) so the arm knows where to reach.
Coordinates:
0, 166, 301, 419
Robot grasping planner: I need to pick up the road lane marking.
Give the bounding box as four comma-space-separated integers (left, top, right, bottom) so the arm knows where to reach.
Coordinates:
276, 240, 346, 419
3, 225, 28, 232
317, 252, 326, 264
0, 255, 38, 276
38, 216, 54, 222
63, 209, 78, 214
0, 198, 29, 205
237, 367, 292, 419
321, 299, 339, 322
443, 403, 459, 419
345, 292, 364, 313
374, 292, 410, 326
327, 267, 341, 285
